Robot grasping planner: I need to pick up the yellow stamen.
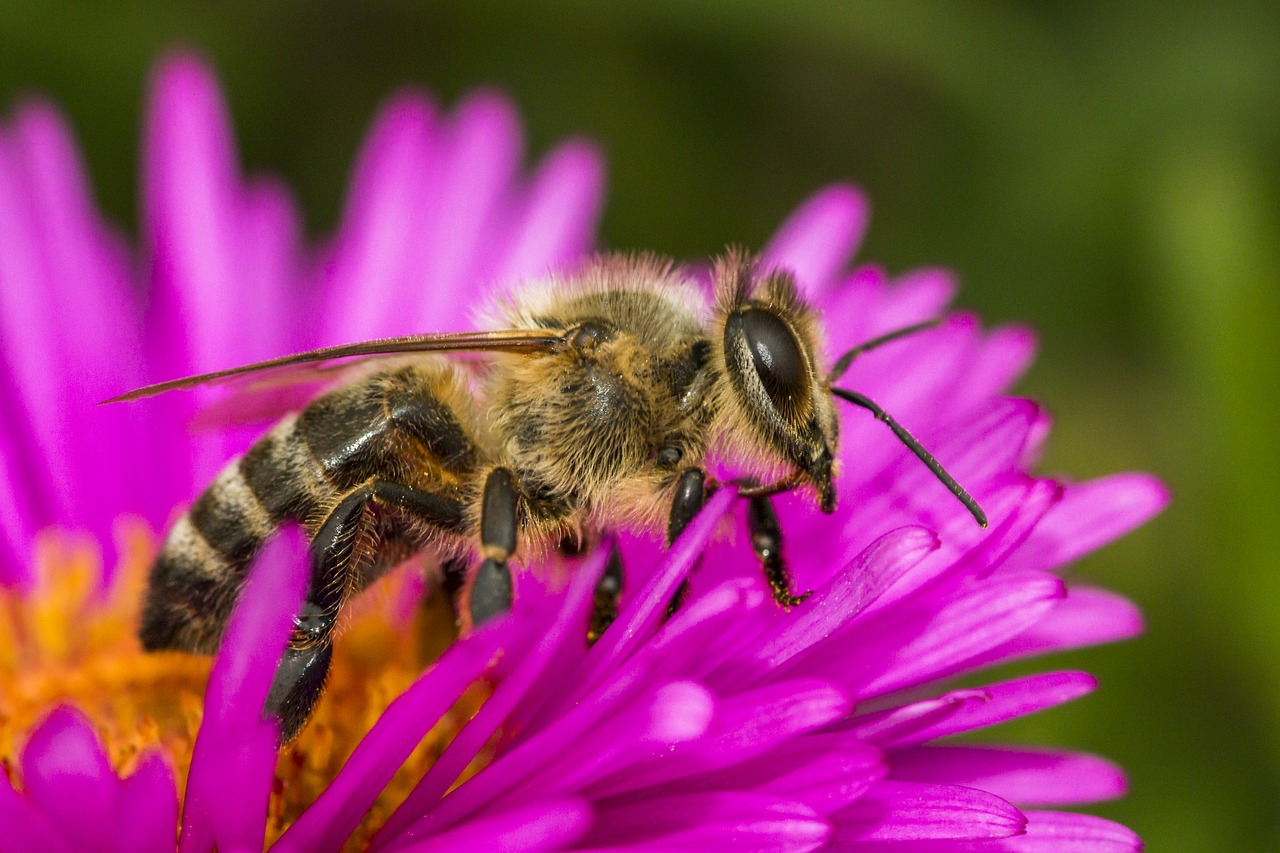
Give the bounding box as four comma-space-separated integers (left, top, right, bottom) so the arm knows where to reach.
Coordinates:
0, 522, 485, 848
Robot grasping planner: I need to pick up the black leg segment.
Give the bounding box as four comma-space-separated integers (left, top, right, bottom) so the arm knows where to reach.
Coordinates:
266, 638, 333, 743
471, 557, 514, 626
265, 479, 464, 742
470, 467, 521, 627
748, 495, 811, 609
664, 467, 706, 617
667, 468, 706, 545
587, 546, 624, 644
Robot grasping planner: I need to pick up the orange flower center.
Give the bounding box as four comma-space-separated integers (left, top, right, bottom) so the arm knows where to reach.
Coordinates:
0, 522, 486, 848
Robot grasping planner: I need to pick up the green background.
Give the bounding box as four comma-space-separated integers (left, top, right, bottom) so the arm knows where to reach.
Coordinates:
3, 2, 1276, 849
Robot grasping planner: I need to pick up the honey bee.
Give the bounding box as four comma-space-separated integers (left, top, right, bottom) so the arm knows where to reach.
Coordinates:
109, 253, 985, 741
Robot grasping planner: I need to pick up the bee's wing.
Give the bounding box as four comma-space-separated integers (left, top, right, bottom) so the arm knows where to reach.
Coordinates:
101, 328, 568, 404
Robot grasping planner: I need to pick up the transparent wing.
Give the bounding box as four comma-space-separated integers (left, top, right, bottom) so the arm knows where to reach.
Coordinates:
102, 328, 569, 404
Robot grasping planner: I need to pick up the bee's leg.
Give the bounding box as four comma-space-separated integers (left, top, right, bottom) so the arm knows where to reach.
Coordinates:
267, 480, 463, 742
664, 467, 707, 616
748, 495, 812, 609
440, 554, 468, 619
417, 553, 468, 661
587, 547, 624, 644
471, 468, 520, 626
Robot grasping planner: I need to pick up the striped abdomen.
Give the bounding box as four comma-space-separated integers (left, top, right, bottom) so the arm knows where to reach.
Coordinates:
138, 365, 482, 654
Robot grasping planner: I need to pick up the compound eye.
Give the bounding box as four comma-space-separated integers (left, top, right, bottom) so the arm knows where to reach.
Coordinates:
741, 308, 806, 407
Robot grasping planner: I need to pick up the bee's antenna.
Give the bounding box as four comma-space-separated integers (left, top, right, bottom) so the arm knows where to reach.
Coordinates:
831, 386, 987, 527
827, 319, 940, 383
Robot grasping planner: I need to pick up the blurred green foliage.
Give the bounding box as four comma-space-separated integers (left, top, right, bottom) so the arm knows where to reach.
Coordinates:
3, 1, 1277, 849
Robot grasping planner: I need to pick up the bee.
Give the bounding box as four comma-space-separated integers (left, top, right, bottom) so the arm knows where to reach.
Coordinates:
108, 253, 985, 741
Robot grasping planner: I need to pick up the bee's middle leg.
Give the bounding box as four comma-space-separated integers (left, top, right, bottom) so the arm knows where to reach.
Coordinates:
470, 467, 520, 626
587, 547, 624, 644
748, 495, 811, 609
664, 467, 707, 616
266, 480, 463, 742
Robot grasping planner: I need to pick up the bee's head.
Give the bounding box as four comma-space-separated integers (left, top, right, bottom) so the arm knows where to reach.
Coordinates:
709, 253, 839, 512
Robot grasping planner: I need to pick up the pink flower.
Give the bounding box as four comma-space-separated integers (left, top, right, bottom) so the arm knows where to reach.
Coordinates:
0, 54, 1163, 851
0, 53, 602, 588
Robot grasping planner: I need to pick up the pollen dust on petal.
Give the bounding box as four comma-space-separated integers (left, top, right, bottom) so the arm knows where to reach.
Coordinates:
1, 523, 490, 850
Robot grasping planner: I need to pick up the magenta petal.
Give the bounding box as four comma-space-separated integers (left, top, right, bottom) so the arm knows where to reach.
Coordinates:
848, 690, 990, 747
0, 129, 74, 530
873, 266, 958, 332
383, 680, 711, 846
834, 781, 1025, 842
847, 476, 1062, 617
971, 586, 1144, 668
858, 477, 1060, 618
12, 101, 142, 397
1006, 810, 1143, 852
321, 91, 439, 341
181, 527, 309, 853
314, 557, 601, 849
384, 549, 606, 834
762, 184, 868, 296
1007, 473, 1169, 574
237, 178, 303, 355
409, 799, 591, 853
276, 618, 521, 853
652, 732, 884, 818
953, 325, 1038, 406
19, 706, 119, 851
611, 579, 771, 697
0, 767, 75, 853
488, 138, 605, 286
116, 751, 180, 853
7, 694, 176, 853
835, 312, 976, 423
143, 52, 244, 371
415, 91, 523, 325
567, 486, 737, 699
516, 680, 716, 797
9, 103, 136, 372
747, 741, 885, 816
590, 680, 851, 797
850, 571, 1065, 698
0, 440, 39, 586
203, 528, 308, 721
907, 399, 1043, 502
139, 51, 304, 382
864, 671, 1098, 748
833, 810, 1140, 852
8, 103, 146, 549
750, 526, 939, 672
817, 264, 886, 350
585, 792, 829, 851
889, 745, 1127, 806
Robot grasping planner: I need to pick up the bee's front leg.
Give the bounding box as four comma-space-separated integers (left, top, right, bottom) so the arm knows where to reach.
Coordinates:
748, 495, 811, 609
470, 467, 520, 626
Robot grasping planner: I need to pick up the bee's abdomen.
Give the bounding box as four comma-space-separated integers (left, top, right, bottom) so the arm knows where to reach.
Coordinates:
139, 416, 329, 653
139, 367, 482, 654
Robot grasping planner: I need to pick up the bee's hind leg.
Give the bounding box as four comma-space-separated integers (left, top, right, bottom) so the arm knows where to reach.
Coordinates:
748, 495, 811, 609
267, 480, 463, 742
